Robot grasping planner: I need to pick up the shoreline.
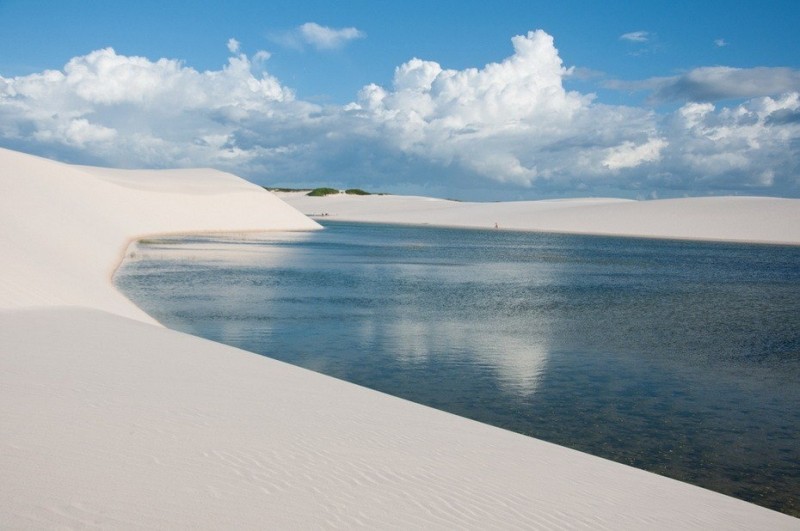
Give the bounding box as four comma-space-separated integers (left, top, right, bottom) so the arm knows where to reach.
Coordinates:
312, 216, 800, 248
2, 148, 798, 528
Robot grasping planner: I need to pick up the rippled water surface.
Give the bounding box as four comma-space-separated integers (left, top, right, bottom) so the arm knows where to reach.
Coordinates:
115, 221, 800, 516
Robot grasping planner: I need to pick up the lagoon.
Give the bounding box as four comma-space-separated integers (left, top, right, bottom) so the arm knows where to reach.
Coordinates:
115, 221, 800, 516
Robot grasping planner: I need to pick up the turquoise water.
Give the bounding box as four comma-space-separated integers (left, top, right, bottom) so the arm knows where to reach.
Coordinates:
115, 221, 800, 516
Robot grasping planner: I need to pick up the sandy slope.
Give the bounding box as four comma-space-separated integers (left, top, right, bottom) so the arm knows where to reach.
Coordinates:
281, 192, 800, 245
1, 148, 797, 529
0, 148, 320, 322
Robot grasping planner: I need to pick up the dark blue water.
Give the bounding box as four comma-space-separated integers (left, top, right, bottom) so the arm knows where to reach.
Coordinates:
115, 222, 800, 516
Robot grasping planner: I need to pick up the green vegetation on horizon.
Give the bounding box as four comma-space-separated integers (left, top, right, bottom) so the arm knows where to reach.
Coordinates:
307, 188, 374, 196
307, 187, 340, 196
263, 186, 310, 193
263, 186, 383, 196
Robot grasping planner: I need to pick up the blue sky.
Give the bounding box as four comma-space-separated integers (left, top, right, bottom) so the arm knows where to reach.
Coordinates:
1, 0, 799, 199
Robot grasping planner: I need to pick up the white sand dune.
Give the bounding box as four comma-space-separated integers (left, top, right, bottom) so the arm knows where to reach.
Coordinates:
0, 148, 320, 322
1, 148, 798, 529
281, 192, 800, 245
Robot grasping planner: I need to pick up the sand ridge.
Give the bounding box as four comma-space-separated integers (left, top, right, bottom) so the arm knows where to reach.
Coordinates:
0, 147, 320, 322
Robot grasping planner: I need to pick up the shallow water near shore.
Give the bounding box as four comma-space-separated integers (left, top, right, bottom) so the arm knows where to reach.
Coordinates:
115, 221, 800, 516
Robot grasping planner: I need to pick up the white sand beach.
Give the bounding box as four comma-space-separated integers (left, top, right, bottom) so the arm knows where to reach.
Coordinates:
281, 191, 800, 245
1, 147, 798, 529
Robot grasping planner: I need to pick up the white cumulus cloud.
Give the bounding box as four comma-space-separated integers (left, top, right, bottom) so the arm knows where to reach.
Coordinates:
660, 93, 800, 189
351, 30, 602, 186
269, 22, 366, 51
1, 31, 799, 199
603, 138, 667, 170
299, 22, 365, 50
32, 118, 117, 147
0, 45, 310, 168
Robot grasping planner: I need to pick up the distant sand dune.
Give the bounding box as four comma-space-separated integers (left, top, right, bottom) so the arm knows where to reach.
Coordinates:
281, 192, 800, 245
1, 148, 797, 528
